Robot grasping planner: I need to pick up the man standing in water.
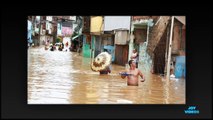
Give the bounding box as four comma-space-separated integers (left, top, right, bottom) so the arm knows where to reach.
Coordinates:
120, 60, 145, 86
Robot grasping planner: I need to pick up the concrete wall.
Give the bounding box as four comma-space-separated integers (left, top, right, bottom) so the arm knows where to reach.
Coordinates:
134, 29, 147, 44
91, 36, 96, 59
90, 16, 103, 33
57, 23, 62, 35
172, 20, 185, 55
114, 30, 129, 44
62, 27, 73, 36
46, 16, 52, 21
172, 24, 181, 54
138, 42, 152, 72
83, 35, 91, 58
27, 20, 32, 43
104, 16, 131, 31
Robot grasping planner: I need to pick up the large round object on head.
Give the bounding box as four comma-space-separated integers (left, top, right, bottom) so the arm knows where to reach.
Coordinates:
91, 52, 112, 72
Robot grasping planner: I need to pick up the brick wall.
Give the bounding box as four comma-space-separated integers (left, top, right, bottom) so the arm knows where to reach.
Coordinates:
147, 16, 170, 59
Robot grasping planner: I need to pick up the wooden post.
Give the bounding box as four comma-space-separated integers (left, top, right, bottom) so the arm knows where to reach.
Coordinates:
146, 22, 149, 46
38, 16, 42, 46
166, 16, 174, 80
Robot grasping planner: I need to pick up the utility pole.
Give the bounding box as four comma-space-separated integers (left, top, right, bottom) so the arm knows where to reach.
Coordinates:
38, 16, 42, 46
166, 16, 174, 80
53, 23, 57, 44
146, 23, 149, 46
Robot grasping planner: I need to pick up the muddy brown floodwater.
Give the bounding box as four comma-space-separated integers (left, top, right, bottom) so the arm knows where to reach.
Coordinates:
28, 46, 185, 104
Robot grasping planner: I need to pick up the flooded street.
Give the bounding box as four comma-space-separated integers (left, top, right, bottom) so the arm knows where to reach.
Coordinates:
28, 46, 185, 104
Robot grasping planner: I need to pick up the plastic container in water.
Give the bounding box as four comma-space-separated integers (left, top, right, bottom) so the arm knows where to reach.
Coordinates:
119, 72, 132, 76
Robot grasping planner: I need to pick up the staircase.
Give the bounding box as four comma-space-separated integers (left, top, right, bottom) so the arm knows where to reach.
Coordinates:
147, 16, 171, 59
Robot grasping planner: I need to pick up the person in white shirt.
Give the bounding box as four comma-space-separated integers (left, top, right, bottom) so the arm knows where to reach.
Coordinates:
130, 49, 139, 68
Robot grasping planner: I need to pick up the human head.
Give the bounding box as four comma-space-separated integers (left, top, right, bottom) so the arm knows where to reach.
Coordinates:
133, 49, 137, 53
129, 60, 136, 68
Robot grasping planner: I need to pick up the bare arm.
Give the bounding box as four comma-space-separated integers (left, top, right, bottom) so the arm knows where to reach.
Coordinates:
138, 70, 145, 81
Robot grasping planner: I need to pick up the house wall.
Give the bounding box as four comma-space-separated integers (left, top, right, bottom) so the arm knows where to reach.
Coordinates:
90, 16, 103, 33
83, 35, 91, 58
134, 28, 147, 44
57, 23, 62, 35
114, 45, 129, 66
104, 16, 131, 31
114, 30, 129, 45
62, 27, 73, 36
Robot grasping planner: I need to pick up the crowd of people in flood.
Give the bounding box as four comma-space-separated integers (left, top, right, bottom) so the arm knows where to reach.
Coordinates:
44, 40, 82, 54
